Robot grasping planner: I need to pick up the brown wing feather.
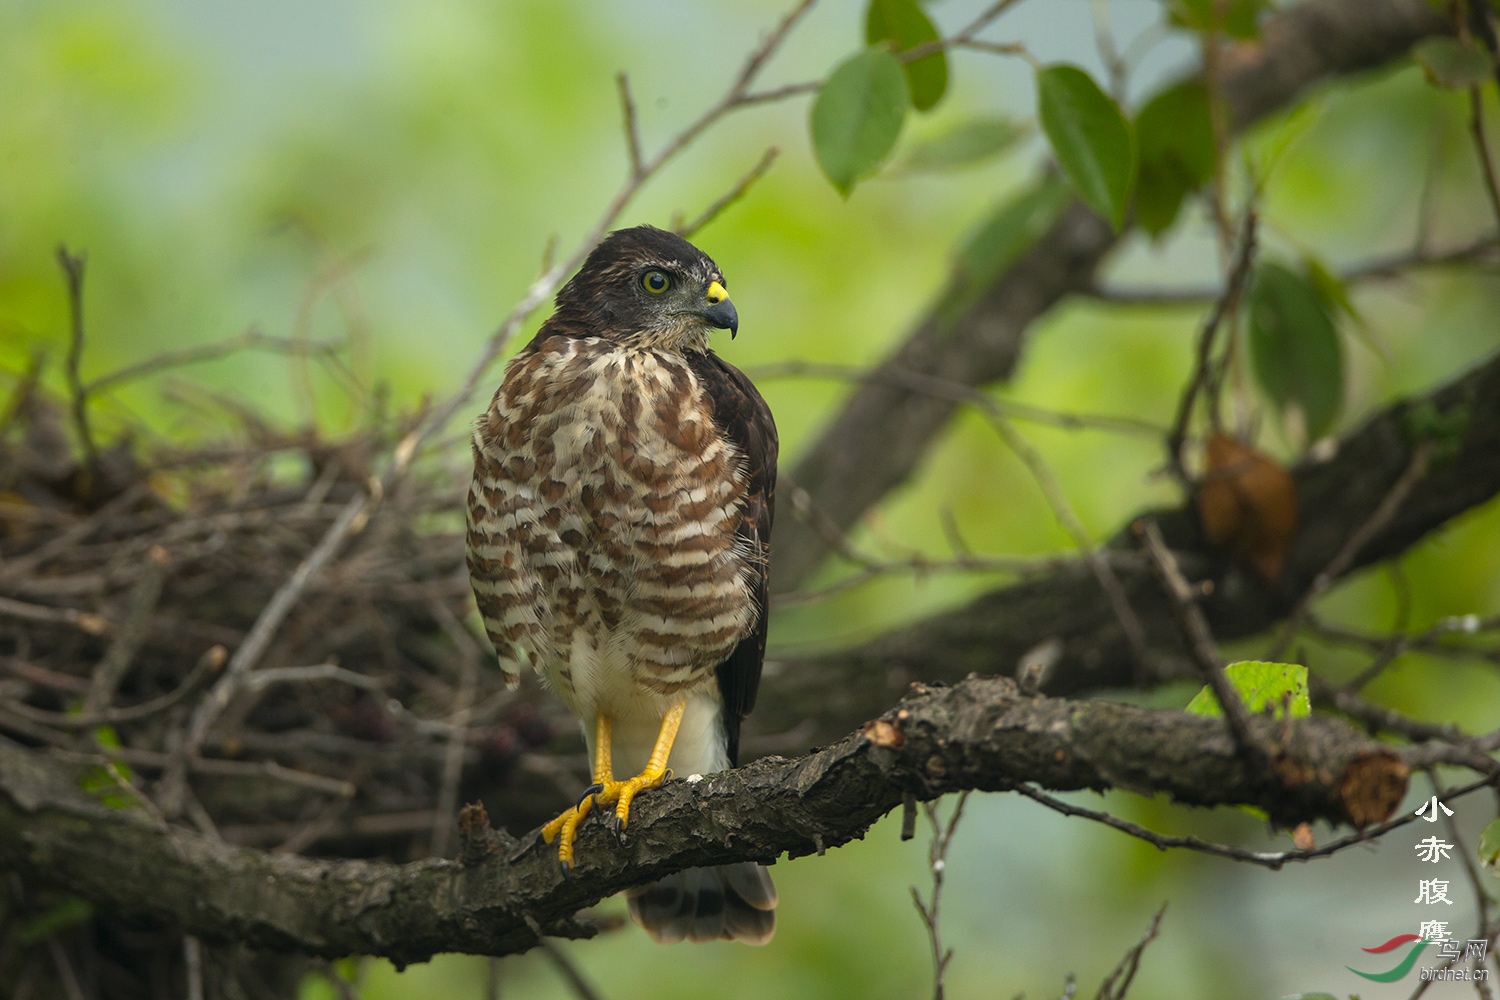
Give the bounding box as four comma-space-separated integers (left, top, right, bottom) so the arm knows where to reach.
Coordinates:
686, 349, 777, 765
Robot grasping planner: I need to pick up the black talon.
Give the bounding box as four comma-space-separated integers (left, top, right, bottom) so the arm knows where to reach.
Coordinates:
559, 859, 572, 881
576, 783, 604, 809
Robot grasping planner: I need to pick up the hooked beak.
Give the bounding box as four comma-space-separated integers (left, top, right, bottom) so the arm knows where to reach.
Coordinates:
702, 280, 739, 339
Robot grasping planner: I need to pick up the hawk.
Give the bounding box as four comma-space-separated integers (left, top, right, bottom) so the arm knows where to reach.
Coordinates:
466, 225, 779, 944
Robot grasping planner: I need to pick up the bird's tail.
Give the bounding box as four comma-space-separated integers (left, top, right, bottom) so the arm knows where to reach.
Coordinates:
625, 863, 776, 944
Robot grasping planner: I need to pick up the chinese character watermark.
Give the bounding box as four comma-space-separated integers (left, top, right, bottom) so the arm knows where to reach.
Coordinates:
1415, 796, 1455, 823
1415, 879, 1454, 905
1416, 836, 1455, 864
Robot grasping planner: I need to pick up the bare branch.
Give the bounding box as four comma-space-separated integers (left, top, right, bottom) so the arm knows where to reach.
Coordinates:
1472, 84, 1500, 232
1267, 441, 1433, 660
675, 146, 780, 240
616, 72, 644, 181
1095, 904, 1166, 1000
1013, 776, 1496, 870
1165, 210, 1258, 485
0, 675, 1414, 964
56, 245, 98, 469
1134, 519, 1257, 762
85, 329, 347, 397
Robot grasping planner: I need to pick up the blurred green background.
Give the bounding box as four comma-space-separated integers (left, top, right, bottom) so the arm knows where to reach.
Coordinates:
3, 0, 1498, 997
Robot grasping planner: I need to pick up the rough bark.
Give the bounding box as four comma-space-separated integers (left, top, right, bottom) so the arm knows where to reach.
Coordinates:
753, 350, 1500, 746
0, 675, 1409, 965
773, 0, 1450, 590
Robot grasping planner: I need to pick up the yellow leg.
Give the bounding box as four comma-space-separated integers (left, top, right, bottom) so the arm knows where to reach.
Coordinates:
592, 701, 685, 835
541, 714, 616, 872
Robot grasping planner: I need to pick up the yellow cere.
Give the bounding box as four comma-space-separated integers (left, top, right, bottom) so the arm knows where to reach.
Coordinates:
706, 280, 727, 304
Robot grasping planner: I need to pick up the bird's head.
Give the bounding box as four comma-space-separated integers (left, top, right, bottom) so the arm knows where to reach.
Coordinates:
551, 225, 738, 352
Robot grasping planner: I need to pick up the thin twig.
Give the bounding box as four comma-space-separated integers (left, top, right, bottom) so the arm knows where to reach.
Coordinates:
429, 600, 481, 858
1165, 211, 1258, 485
240, 663, 386, 695
984, 411, 1152, 672
487, 958, 503, 1000
180, 490, 371, 763
55, 245, 98, 469
1089, 237, 1500, 305
1012, 776, 1498, 870
0, 596, 109, 636
616, 73, 644, 181
675, 146, 780, 240
316, 958, 364, 1000
1089, 0, 1128, 103
1134, 519, 1258, 761
4, 646, 221, 729
911, 792, 969, 1000
84, 330, 346, 396
746, 359, 1168, 438
540, 940, 606, 1000
184, 936, 204, 1000
1267, 442, 1433, 660
83, 545, 169, 714
47, 937, 86, 1000
1472, 84, 1500, 233
1095, 904, 1166, 1000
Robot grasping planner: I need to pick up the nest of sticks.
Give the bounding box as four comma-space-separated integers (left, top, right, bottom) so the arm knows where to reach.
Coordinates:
0, 284, 583, 877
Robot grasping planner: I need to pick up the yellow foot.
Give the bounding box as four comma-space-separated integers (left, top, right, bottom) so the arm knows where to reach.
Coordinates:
592, 767, 671, 837
540, 793, 597, 875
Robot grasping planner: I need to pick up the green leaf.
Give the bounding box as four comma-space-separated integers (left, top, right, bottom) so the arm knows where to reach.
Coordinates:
1248, 262, 1344, 441
1412, 37, 1495, 89
1479, 817, 1500, 872
811, 48, 911, 195
1133, 81, 1215, 237
893, 116, 1029, 174
866, 0, 948, 111
1278, 994, 1340, 1000
943, 175, 1072, 323
1185, 661, 1311, 718
1036, 65, 1136, 230
1304, 252, 1386, 361
1167, 0, 1267, 39
19, 897, 93, 944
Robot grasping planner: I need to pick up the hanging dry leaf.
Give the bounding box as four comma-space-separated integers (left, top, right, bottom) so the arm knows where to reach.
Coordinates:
1195, 433, 1299, 582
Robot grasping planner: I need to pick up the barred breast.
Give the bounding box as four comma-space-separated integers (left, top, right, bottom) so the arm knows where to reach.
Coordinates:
465, 335, 756, 717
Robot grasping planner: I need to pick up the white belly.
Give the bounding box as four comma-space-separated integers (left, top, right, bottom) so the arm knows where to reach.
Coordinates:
551, 629, 729, 778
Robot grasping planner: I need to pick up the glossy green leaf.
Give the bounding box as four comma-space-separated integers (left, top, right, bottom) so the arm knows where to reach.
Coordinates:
943, 175, 1071, 323
1133, 81, 1215, 237
1167, 0, 1267, 39
893, 116, 1029, 174
811, 48, 911, 196
1480, 817, 1500, 871
866, 0, 948, 111
1248, 262, 1344, 441
1412, 37, 1496, 90
1036, 65, 1135, 230
1186, 661, 1310, 718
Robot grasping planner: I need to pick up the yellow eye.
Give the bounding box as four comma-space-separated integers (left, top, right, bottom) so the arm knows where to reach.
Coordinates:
642, 270, 670, 294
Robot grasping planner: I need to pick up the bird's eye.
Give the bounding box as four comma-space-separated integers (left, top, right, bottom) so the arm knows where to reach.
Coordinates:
642, 270, 670, 294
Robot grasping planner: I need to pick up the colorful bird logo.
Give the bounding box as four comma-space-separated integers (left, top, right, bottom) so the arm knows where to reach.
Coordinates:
1347, 935, 1432, 982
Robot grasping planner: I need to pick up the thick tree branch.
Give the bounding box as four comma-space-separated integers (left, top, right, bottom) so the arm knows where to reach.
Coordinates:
0, 675, 1414, 964
774, 0, 1450, 590
754, 350, 1500, 744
